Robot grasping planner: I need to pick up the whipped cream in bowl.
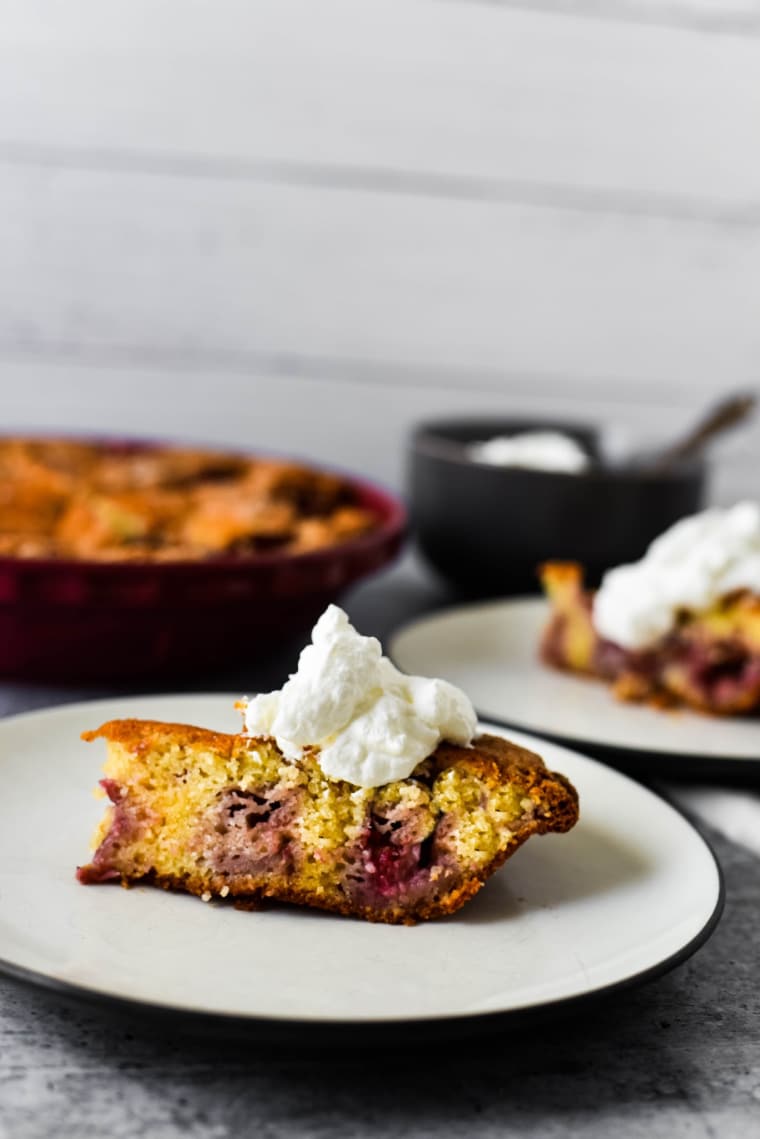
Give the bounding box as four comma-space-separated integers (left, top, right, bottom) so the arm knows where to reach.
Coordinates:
467, 431, 591, 474
240, 605, 477, 789
593, 501, 760, 651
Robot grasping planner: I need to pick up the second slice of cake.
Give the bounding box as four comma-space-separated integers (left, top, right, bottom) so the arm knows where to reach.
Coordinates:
540, 502, 760, 715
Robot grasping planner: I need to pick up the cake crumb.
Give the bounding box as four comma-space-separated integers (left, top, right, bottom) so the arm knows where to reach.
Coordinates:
77, 720, 579, 923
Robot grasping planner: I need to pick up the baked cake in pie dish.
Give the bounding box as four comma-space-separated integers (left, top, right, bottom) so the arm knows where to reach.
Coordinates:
0, 436, 405, 681
0, 436, 379, 560
540, 502, 760, 715
78, 607, 579, 923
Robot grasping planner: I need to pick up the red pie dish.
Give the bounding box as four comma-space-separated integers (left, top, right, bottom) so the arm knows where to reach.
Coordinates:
0, 436, 406, 681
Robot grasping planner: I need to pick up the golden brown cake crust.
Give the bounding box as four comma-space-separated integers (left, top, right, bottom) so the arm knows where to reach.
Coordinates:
81, 718, 241, 755
0, 437, 379, 561
79, 722, 579, 924
83, 720, 578, 825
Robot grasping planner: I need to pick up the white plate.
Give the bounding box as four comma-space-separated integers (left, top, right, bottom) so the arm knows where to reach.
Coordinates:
0, 694, 722, 1037
391, 599, 760, 778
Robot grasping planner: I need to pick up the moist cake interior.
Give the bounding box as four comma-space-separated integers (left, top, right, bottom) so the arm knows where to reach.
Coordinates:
78, 719, 579, 924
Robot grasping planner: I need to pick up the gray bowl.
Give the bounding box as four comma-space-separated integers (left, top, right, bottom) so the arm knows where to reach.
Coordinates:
408, 417, 707, 596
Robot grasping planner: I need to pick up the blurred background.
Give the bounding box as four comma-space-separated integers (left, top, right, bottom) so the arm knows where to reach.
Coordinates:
2, 0, 758, 506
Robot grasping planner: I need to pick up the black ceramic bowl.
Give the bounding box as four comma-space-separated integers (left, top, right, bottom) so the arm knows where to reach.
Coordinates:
409, 417, 707, 596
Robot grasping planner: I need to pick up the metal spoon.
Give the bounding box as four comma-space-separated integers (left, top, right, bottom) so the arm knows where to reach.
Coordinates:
643, 391, 756, 471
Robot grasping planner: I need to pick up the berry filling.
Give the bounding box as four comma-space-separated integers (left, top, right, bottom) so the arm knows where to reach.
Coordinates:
668, 641, 760, 713
204, 786, 303, 876
76, 779, 136, 884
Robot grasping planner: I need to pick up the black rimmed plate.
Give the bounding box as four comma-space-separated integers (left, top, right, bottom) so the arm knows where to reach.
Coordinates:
390, 599, 760, 783
0, 694, 722, 1042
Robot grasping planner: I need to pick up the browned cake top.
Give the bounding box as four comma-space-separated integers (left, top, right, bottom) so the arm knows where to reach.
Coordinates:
83, 719, 578, 816
82, 718, 241, 755
83, 718, 540, 771
0, 438, 378, 561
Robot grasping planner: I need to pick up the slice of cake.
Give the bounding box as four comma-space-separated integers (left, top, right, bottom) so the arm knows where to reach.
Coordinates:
78, 607, 578, 924
77, 722, 578, 924
540, 502, 760, 715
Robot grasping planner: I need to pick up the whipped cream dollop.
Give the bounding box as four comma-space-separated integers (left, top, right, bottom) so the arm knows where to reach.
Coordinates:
241, 606, 477, 789
593, 501, 760, 651
468, 431, 590, 474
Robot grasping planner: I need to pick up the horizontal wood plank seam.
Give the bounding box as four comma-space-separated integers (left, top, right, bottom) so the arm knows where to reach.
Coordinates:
0, 142, 757, 230
2, 337, 755, 413
442, 0, 760, 38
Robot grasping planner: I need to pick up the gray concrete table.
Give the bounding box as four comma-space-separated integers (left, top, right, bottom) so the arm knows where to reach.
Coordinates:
1, 557, 758, 1139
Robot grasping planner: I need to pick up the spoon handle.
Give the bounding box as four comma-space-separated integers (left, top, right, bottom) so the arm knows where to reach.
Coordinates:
652, 391, 757, 470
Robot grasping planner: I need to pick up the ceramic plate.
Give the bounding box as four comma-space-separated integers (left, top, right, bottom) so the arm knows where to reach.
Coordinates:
0, 694, 722, 1040
390, 599, 760, 780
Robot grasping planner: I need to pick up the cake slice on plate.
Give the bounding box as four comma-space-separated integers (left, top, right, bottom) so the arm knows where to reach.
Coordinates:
78, 607, 578, 924
540, 502, 760, 715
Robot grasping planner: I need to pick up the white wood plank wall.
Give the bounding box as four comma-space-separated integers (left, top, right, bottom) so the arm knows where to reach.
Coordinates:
0, 0, 758, 502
